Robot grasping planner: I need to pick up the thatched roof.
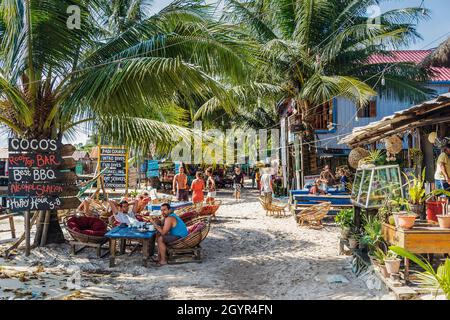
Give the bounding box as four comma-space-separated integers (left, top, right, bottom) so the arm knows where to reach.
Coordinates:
424, 37, 450, 68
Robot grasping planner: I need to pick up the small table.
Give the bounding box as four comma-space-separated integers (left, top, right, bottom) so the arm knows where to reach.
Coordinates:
382, 222, 450, 279
106, 226, 157, 267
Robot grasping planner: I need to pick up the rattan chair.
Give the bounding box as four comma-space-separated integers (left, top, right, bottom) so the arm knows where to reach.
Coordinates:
259, 197, 287, 217
296, 202, 331, 228
166, 216, 212, 263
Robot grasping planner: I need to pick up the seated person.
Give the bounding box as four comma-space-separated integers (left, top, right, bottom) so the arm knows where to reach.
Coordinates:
133, 192, 151, 214
337, 169, 349, 191
309, 179, 327, 195
149, 203, 188, 267
108, 200, 141, 226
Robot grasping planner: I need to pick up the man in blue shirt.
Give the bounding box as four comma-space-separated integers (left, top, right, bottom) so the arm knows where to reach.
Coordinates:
150, 203, 188, 267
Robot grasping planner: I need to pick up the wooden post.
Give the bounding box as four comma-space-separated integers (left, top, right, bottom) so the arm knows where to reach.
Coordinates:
24, 211, 30, 256
8, 209, 15, 239
33, 211, 45, 248
40, 211, 51, 247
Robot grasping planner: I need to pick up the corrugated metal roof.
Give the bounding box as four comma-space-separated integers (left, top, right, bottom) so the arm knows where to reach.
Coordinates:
368, 50, 450, 82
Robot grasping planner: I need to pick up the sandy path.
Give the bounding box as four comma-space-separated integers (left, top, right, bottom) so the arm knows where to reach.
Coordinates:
0, 188, 393, 300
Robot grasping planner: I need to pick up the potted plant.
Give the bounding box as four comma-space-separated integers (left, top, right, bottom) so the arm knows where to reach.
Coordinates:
360, 214, 382, 254
390, 246, 450, 300
403, 169, 426, 219
359, 150, 385, 168
384, 250, 401, 275
437, 198, 450, 229
335, 209, 354, 239
373, 247, 389, 278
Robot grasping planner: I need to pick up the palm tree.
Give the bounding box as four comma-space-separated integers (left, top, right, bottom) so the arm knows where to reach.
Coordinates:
208, 0, 435, 177
0, 0, 252, 243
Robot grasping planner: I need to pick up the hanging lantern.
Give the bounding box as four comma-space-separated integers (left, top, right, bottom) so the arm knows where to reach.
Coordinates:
384, 135, 403, 160
348, 147, 370, 169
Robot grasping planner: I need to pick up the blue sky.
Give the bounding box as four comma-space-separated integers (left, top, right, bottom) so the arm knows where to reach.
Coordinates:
2, 0, 448, 147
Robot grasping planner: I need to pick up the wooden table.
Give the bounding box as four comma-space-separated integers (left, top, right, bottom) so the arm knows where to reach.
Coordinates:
382, 222, 450, 279
106, 226, 156, 268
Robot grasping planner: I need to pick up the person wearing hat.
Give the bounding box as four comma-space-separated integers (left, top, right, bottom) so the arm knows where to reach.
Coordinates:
435, 143, 450, 193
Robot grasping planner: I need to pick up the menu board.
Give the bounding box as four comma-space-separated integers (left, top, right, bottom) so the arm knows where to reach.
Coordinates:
99, 146, 128, 189
7, 138, 64, 212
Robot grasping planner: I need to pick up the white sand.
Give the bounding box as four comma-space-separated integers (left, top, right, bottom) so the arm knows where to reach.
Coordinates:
0, 188, 394, 300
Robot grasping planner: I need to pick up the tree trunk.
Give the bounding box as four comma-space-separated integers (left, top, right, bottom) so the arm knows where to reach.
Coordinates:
298, 99, 319, 175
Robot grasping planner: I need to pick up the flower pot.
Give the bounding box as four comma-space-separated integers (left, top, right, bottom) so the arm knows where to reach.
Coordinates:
437, 215, 450, 229
385, 258, 401, 274
379, 265, 389, 278
397, 215, 416, 229
410, 203, 425, 220
427, 200, 446, 223
340, 228, 351, 239
348, 238, 358, 249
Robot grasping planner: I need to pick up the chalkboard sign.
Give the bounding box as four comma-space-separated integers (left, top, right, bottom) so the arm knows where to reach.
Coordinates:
7, 138, 79, 212
98, 146, 128, 189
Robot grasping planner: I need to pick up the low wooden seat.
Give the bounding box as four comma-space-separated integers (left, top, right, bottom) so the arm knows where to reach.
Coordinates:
166, 216, 212, 264
296, 202, 331, 228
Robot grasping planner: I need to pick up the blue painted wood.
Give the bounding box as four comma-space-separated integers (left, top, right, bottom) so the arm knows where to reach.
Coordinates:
106, 226, 156, 239
147, 201, 192, 212
318, 83, 450, 149
294, 195, 352, 205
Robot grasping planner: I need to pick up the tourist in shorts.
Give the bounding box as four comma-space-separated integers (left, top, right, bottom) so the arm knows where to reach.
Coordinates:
232, 167, 244, 201
173, 166, 189, 201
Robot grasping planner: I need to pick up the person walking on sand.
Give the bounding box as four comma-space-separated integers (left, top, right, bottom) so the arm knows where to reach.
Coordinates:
173, 166, 189, 201
255, 169, 261, 195
205, 167, 216, 204
232, 167, 244, 201
260, 167, 273, 203
191, 171, 205, 204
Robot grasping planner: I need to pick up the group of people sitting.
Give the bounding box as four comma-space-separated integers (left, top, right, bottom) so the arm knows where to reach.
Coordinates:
309, 165, 350, 195
77, 196, 188, 267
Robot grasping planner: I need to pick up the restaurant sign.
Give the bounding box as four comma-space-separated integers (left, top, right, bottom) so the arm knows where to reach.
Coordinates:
7, 139, 80, 212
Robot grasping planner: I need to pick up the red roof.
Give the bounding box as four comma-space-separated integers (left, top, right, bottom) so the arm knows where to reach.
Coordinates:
368, 50, 450, 82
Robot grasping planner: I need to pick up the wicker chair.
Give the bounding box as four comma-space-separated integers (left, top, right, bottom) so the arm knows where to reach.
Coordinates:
259, 197, 287, 217
296, 202, 331, 228
166, 216, 212, 264
63, 215, 109, 257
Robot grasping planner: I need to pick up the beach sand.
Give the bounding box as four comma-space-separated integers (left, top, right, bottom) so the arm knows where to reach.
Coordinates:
0, 188, 394, 300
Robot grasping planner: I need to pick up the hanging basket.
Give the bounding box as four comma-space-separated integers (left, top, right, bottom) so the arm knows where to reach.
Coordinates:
384, 135, 403, 155
348, 147, 370, 169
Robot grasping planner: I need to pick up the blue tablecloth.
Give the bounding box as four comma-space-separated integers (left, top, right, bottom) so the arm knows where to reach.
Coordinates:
106, 226, 156, 239
147, 201, 192, 211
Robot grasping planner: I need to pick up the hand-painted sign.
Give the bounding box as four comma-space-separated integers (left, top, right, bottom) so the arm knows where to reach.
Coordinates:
98, 146, 128, 189
8, 139, 80, 212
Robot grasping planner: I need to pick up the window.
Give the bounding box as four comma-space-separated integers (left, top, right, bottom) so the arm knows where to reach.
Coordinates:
357, 99, 377, 118
314, 100, 333, 131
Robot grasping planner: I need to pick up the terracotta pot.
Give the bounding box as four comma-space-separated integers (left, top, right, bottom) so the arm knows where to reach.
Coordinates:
379, 265, 389, 278
437, 215, 450, 229
348, 238, 358, 249
385, 259, 401, 274
397, 215, 416, 229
